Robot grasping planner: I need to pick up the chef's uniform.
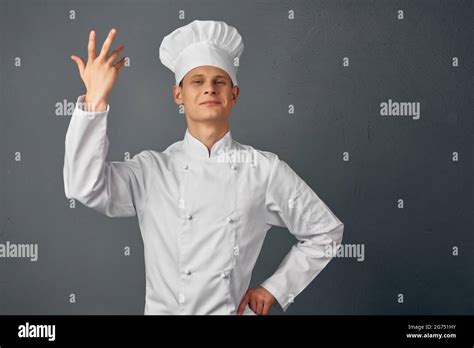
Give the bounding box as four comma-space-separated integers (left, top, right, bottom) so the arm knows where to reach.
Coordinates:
63, 20, 344, 315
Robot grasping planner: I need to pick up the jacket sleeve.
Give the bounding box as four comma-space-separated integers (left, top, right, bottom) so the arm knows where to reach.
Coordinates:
260, 155, 344, 312
63, 95, 151, 218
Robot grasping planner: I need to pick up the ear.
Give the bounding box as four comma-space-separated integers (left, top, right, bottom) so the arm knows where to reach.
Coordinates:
172, 85, 183, 105
231, 85, 240, 104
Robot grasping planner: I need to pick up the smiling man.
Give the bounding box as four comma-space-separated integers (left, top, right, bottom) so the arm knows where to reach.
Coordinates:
172, 65, 237, 155
64, 20, 344, 315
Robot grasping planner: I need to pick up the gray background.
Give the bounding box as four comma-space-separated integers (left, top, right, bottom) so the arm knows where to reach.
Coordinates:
0, 0, 472, 314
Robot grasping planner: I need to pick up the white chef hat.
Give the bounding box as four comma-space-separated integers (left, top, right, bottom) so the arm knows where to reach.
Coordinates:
159, 20, 244, 86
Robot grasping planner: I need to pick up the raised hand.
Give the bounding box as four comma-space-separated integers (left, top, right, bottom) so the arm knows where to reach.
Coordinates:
71, 28, 126, 112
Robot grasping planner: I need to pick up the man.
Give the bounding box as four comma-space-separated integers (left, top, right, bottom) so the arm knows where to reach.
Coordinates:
65, 20, 344, 315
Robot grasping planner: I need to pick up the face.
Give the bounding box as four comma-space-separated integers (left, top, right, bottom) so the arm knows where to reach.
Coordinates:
173, 65, 240, 124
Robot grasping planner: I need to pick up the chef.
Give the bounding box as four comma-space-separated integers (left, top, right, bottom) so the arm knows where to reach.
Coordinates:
65, 20, 344, 315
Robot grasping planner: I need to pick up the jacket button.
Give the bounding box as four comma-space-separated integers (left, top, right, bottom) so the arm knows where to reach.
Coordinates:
183, 164, 189, 171
178, 293, 185, 304
184, 268, 192, 276
288, 198, 295, 209
184, 214, 193, 220
230, 164, 237, 171
221, 271, 230, 279
227, 217, 234, 223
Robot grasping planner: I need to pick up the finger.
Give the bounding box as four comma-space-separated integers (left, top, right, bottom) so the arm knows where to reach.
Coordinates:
237, 294, 250, 315
237, 293, 250, 315
99, 28, 117, 58
249, 298, 257, 313
87, 30, 96, 62
114, 56, 127, 71
256, 301, 264, 315
262, 302, 270, 315
70, 55, 85, 76
107, 44, 124, 64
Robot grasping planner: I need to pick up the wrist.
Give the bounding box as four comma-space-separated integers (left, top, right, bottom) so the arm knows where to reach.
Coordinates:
84, 95, 108, 112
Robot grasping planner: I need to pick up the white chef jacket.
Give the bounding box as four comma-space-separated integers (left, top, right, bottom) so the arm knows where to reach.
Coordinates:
63, 95, 344, 315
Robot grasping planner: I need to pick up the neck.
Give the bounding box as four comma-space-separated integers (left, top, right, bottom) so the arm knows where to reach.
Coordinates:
186, 121, 230, 156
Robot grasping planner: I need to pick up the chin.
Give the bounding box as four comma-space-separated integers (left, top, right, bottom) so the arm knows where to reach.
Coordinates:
201, 116, 226, 122
190, 114, 227, 123
186, 109, 229, 122
201, 110, 224, 117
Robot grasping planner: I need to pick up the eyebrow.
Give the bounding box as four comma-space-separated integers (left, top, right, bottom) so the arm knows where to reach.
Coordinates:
189, 74, 229, 79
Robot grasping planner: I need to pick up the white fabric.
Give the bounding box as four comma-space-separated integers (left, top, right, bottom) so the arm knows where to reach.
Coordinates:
63, 95, 344, 315
159, 20, 244, 86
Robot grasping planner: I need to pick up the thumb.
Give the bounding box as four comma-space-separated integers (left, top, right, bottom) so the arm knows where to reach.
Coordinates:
237, 292, 250, 315
70, 55, 85, 76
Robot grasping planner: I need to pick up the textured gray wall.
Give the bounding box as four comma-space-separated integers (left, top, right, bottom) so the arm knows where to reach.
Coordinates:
0, 0, 472, 314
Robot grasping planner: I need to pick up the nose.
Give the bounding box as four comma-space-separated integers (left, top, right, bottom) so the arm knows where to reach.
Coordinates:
203, 80, 217, 94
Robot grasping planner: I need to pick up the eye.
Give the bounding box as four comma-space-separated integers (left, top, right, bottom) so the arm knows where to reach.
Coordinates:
192, 80, 202, 84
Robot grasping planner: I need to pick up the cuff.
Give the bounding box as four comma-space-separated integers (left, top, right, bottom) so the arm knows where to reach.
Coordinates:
75, 94, 110, 116
260, 279, 293, 312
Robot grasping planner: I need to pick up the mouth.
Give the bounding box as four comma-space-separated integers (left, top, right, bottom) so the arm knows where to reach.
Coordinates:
200, 101, 221, 106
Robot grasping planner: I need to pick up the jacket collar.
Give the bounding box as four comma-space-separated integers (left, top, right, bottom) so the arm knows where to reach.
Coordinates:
183, 128, 233, 159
